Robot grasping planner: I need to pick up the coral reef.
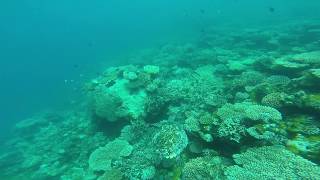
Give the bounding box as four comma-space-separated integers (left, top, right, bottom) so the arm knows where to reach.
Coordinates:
1, 20, 320, 179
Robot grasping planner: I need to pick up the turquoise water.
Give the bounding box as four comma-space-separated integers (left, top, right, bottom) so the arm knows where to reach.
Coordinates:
0, 0, 320, 179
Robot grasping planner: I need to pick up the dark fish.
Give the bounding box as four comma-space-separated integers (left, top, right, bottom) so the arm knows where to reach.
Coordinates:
269, 7, 275, 13
200, 9, 205, 14
73, 64, 79, 68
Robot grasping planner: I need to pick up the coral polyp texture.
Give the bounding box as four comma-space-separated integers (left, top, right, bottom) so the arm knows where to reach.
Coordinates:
1, 20, 320, 179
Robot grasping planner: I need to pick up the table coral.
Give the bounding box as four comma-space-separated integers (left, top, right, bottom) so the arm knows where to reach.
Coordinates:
89, 139, 133, 171
225, 146, 320, 179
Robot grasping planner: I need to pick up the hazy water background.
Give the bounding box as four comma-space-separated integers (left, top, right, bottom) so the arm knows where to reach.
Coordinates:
0, 0, 319, 141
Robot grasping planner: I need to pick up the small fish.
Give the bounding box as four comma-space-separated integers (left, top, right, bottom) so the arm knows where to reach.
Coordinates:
269, 7, 275, 13
73, 64, 79, 68
200, 9, 205, 14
